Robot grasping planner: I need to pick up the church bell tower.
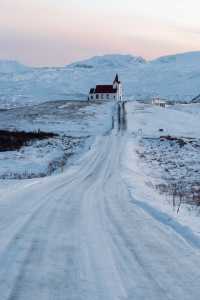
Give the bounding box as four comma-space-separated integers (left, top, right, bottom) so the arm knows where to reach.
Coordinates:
113, 74, 123, 101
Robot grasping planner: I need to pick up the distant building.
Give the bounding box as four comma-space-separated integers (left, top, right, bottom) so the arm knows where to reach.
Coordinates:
152, 98, 166, 108
88, 74, 123, 101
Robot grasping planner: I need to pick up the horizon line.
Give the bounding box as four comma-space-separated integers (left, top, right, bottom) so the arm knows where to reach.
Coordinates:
1, 49, 200, 68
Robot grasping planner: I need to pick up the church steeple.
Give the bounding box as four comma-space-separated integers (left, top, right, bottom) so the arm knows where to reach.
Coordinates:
113, 74, 120, 84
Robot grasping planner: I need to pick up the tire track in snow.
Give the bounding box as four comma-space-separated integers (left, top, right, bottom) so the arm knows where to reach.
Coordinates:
0, 135, 111, 300
99, 135, 171, 299
100, 137, 200, 299
0, 123, 200, 299
0, 192, 67, 300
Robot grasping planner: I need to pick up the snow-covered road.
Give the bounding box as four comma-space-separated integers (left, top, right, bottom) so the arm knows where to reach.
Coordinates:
0, 107, 200, 299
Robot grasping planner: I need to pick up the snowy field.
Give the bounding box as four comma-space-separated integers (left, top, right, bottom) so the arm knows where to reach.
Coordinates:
0, 100, 200, 299
0, 101, 199, 299
0, 100, 114, 178
1, 100, 199, 235
124, 102, 200, 238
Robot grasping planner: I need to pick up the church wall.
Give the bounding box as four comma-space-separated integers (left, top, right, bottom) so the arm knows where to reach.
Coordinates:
89, 93, 117, 101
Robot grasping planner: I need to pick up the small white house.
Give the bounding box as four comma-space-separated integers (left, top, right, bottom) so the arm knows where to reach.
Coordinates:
88, 74, 123, 101
152, 98, 166, 108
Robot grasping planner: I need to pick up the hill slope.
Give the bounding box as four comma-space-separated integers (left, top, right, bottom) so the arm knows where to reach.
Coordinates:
191, 94, 200, 103
0, 52, 200, 108
0, 60, 29, 74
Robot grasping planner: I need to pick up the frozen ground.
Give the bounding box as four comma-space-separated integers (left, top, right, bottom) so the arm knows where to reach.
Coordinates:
124, 102, 200, 237
0, 102, 199, 300
0, 100, 114, 178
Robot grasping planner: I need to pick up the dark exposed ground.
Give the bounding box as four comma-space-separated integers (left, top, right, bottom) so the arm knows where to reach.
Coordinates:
0, 130, 58, 152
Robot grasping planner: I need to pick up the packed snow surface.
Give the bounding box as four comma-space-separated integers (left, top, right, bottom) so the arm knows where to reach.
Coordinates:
1, 51, 200, 108
0, 101, 200, 299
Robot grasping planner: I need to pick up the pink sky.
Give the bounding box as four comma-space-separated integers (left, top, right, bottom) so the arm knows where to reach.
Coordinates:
0, 0, 200, 66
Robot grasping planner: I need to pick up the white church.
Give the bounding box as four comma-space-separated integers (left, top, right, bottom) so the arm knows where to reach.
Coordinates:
88, 74, 123, 101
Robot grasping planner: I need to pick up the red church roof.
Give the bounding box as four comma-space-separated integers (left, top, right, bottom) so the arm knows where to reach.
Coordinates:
89, 74, 120, 95
94, 85, 117, 94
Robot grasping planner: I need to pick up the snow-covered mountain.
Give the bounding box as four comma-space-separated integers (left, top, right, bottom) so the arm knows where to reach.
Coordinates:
0, 60, 29, 74
69, 54, 146, 69
0, 52, 200, 108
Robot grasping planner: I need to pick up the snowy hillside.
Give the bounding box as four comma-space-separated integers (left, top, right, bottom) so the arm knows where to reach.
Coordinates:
0, 60, 29, 73
0, 52, 200, 108
69, 54, 146, 69
191, 93, 200, 103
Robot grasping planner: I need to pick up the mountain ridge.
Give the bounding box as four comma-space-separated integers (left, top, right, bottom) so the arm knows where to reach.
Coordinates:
2, 51, 200, 69
0, 51, 200, 107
